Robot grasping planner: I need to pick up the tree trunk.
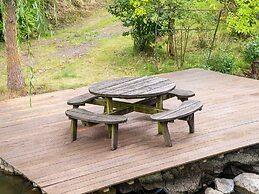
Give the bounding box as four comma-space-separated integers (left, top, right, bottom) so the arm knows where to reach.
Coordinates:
168, 18, 175, 58
4, 0, 23, 91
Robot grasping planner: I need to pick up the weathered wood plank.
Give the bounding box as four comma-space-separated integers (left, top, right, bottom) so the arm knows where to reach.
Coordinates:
65, 109, 127, 124
89, 77, 176, 98
1, 69, 259, 194
67, 93, 98, 106
168, 89, 195, 101
151, 100, 203, 122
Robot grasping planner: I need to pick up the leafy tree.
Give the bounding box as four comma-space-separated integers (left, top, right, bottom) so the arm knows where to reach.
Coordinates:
108, 0, 215, 52
108, 0, 189, 52
108, 0, 159, 52
3, 0, 23, 91
1, 0, 51, 92
227, 0, 258, 35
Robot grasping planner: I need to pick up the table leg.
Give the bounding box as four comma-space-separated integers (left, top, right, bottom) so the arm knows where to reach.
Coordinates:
106, 97, 113, 138
156, 95, 163, 135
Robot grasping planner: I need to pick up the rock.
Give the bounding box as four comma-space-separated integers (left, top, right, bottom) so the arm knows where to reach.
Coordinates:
166, 164, 202, 193
225, 151, 259, 166
115, 183, 133, 194
221, 163, 245, 178
234, 173, 259, 194
166, 173, 201, 193
205, 187, 223, 194
96, 187, 116, 194
162, 171, 174, 181
138, 172, 164, 190
251, 165, 259, 174
199, 158, 225, 174
214, 178, 234, 193
201, 173, 216, 187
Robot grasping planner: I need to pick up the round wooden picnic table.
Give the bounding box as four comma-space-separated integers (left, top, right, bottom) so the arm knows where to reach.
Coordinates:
89, 76, 176, 135
89, 77, 176, 99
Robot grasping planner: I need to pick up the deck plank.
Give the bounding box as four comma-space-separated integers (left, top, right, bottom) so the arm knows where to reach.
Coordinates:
1, 69, 259, 194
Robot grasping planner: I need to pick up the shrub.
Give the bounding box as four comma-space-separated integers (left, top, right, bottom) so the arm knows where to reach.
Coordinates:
107, 0, 159, 52
206, 50, 236, 74
108, 0, 191, 52
244, 37, 259, 63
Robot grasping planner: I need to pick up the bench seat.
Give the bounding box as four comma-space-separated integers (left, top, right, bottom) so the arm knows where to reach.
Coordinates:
168, 89, 195, 101
151, 100, 203, 147
66, 108, 127, 150
67, 93, 98, 107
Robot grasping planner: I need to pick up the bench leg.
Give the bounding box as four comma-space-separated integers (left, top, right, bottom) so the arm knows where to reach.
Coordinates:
104, 104, 107, 114
110, 124, 118, 151
71, 119, 78, 141
187, 114, 194, 133
179, 97, 188, 102
106, 97, 113, 138
160, 122, 172, 147
156, 96, 164, 135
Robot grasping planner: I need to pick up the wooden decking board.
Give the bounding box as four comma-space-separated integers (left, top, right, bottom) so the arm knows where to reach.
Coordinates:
23, 110, 259, 177
6, 110, 251, 169
45, 124, 259, 194
37, 120, 259, 188
1, 69, 259, 194
2, 104, 259, 165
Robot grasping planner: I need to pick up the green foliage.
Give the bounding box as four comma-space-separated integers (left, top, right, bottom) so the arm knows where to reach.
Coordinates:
223, 0, 258, 36
0, 5, 4, 41
0, 0, 52, 42
206, 49, 236, 74
108, 0, 158, 51
244, 37, 259, 63
108, 0, 188, 52
28, 65, 35, 107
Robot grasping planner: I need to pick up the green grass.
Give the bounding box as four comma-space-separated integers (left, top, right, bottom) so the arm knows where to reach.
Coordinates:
0, 9, 253, 101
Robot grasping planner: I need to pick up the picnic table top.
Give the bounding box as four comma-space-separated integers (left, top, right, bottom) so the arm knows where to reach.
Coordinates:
89, 77, 176, 99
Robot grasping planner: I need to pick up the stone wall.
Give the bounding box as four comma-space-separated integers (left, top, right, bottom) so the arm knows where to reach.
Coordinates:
1, 144, 259, 194
98, 144, 259, 194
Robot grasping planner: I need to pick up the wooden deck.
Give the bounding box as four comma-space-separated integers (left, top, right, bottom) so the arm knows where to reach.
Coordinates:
1, 69, 259, 194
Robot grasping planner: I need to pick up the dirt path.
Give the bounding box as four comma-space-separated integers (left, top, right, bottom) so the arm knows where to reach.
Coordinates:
21, 12, 127, 65
55, 20, 127, 58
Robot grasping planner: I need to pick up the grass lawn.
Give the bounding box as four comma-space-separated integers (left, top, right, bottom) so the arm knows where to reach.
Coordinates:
0, 9, 252, 101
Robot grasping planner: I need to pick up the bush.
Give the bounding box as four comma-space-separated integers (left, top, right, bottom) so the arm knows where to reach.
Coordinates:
108, 0, 190, 52
107, 0, 159, 52
244, 37, 259, 63
206, 50, 236, 74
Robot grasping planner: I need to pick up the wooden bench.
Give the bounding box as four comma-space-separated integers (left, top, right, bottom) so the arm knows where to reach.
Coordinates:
67, 89, 195, 109
151, 100, 203, 147
168, 89, 195, 102
67, 93, 98, 108
65, 108, 127, 150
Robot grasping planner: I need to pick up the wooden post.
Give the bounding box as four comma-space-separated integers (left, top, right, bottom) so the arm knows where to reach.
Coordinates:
71, 119, 78, 141
251, 62, 258, 79
156, 95, 163, 134
187, 114, 194, 133
160, 122, 172, 147
106, 97, 113, 138
110, 124, 118, 151
103, 104, 107, 113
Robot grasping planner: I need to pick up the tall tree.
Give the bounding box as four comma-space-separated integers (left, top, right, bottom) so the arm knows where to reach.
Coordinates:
3, 0, 23, 91
1, 0, 54, 92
